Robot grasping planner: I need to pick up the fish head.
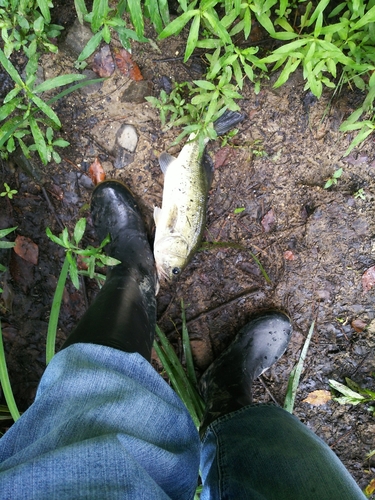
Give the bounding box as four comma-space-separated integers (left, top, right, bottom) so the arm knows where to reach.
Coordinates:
154, 235, 190, 281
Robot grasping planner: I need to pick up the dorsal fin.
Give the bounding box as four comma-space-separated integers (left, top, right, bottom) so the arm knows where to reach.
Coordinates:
159, 152, 176, 174
201, 149, 214, 191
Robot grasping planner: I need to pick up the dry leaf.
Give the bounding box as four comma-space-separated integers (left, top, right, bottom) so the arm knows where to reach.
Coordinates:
362, 266, 375, 292
364, 478, 375, 497
93, 45, 115, 77
261, 208, 275, 232
13, 235, 38, 265
302, 390, 331, 406
89, 157, 106, 185
113, 47, 143, 81
351, 318, 367, 332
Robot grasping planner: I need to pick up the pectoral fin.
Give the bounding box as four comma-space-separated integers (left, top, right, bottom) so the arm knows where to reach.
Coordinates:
153, 206, 162, 226
159, 152, 176, 174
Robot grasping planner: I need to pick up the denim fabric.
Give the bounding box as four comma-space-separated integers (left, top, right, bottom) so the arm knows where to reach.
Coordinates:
200, 405, 366, 500
0, 344, 365, 499
0, 344, 200, 500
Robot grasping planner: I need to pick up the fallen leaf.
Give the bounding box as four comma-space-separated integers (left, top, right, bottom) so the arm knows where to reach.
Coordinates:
302, 390, 331, 406
13, 235, 38, 265
214, 147, 232, 169
351, 318, 367, 332
92, 45, 115, 77
89, 157, 106, 185
364, 478, 375, 497
261, 208, 275, 232
362, 266, 375, 292
113, 47, 143, 81
284, 250, 296, 261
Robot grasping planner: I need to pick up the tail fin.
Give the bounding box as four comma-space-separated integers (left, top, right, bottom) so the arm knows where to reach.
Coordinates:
214, 110, 245, 136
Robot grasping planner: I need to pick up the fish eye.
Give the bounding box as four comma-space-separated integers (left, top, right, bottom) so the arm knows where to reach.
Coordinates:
172, 267, 181, 275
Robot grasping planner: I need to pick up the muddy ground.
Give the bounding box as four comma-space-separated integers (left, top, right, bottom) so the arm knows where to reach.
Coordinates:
0, 5, 374, 494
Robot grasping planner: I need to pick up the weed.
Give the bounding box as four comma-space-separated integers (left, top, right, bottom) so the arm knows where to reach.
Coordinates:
74, 0, 169, 62
0, 0, 62, 57
354, 188, 366, 200
284, 319, 315, 413
46, 218, 120, 290
329, 377, 375, 412
0, 46, 86, 164
324, 167, 343, 189
0, 183, 17, 200
0, 226, 17, 293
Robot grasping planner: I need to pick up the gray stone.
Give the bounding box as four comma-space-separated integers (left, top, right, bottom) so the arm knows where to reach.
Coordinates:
116, 124, 138, 153
80, 70, 103, 95
64, 19, 93, 58
120, 80, 153, 104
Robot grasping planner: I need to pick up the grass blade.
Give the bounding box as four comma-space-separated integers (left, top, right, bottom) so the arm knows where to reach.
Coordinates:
46, 256, 69, 364
0, 321, 21, 422
284, 319, 315, 413
181, 299, 197, 386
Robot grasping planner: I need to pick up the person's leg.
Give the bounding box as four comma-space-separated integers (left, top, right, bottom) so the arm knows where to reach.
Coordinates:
199, 313, 366, 500
0, 181, 200, 499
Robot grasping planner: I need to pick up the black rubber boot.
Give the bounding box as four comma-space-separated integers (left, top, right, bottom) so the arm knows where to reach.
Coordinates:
199, 312, 292, 436
62, 180, 157, 361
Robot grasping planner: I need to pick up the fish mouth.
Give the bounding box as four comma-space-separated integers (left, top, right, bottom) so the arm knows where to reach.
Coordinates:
156, 262, 170, 282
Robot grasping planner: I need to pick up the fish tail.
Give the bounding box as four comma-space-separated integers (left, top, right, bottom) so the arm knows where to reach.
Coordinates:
213, 110, 245, 136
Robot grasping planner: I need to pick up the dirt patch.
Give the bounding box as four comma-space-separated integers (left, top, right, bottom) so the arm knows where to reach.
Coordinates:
0, 7, 374, 492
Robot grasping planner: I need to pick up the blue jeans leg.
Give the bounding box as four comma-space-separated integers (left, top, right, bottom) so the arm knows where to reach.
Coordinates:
200, 404, 366, 500
0, 344, 200, 500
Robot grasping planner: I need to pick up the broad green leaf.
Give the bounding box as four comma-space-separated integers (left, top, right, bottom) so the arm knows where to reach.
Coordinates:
193, 80, 216, 90
29, 116, 48, 164
99, 255, 121, 266
329, 379, 365, 400
306, 0, 329, 27
0, 116, 26, 148
0, 48, 24, 87
102, 24, 111, 43
3, 86, 22, 104
68, 254, 80, 289
145, 0, 163, 33
0, 98, 22, 121
73, 218, 86, 245
128, 0, 144, 37
352, 4, 375, 30
184, 13, 200, 62
158, 0, 170, 26
74, 0, 88, 24
46, 227, 64, 247
256, 12, 276, 35
77, 30, 104, 61
158, 10, 198, 39
33, 73, 86, 94
0, 227, 17, 238
273, 58, 301, 88
340, 107, 364, 128
203, 10, 231, 45
30, 94, 60, 127
61, 228, 70, 248
53, 139, 70, 148
91, 0, 109, 32
36, 0, 51, 23
343, 126, 374, 156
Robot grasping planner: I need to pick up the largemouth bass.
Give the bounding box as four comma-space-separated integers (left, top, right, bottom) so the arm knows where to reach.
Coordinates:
153, 111, 244, 281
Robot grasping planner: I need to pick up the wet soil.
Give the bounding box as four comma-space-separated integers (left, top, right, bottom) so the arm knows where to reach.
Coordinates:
0, 5, 374, 493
